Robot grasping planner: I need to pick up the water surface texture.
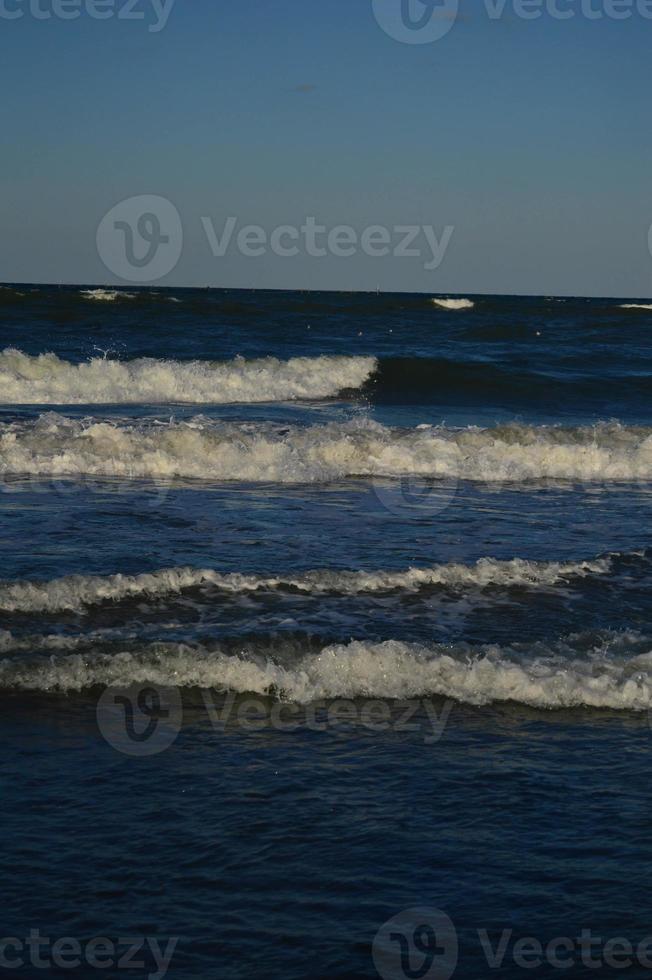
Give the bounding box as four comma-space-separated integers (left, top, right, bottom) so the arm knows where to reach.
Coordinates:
1, 286, 652, 979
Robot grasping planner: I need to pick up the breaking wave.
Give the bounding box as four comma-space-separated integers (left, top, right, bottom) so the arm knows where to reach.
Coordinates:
1, 630, 651, 709
620, 303, 652, 311
2, 416, 652, 483
431, 298, 475, 310
2, 350, 650, 410
80, 289, 136, 302
0, 349, 377, 405
0, 556, 614, 614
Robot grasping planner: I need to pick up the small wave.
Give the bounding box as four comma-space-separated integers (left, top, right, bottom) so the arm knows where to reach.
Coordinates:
2, 416, 652, 483
0, 556, 613, 614
620, 303, 652, 311
431, 298, 475, 311
80, 289, 137, 302
1, 630, 651, 709
0, 350, 377, 405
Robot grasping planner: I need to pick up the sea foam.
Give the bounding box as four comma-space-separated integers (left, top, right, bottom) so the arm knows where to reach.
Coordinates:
0, 349, 377, 405
80, 288, 137, 302
0, 556, 613, 614
432, 298, 475, 310
1, 416, 652, 483
1, 630, 651, 709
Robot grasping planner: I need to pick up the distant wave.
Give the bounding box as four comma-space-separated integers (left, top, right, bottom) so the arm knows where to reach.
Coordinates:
620, 303, 652, 311
80, 288, 182, 304
2, 416, 652, 483
0, 350, 377, 405
0, 556, 614, 614
431, 298, 475, 310
1, 630, 651, 709
80, 289, 136, 302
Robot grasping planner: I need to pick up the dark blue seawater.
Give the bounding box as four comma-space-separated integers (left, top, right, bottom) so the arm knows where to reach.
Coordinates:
1, 285, 652, 979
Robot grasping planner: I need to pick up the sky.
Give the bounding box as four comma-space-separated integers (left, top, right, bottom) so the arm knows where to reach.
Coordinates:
1, 0, 651, 297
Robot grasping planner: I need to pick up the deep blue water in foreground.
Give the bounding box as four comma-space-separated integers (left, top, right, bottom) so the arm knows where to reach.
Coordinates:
1, 285, 652, 979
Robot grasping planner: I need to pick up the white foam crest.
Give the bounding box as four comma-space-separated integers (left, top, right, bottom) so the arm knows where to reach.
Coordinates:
2, 416, 652, 483
80, 289, 136, 302
2, 632, 652, 709
620, 303, 652, 310
0, 556, 613, 614
432, 298, 475, 310
0, 350, 377, 405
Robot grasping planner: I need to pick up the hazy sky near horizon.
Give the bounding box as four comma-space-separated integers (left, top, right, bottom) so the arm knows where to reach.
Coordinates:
1, 0, 651, 296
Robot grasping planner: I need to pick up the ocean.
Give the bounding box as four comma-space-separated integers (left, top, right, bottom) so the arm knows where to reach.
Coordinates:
1, 284, 652, 979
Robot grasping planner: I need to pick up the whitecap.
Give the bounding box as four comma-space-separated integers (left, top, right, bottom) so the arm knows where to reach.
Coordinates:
0, 349, 377, 405
0, 555, 613, 613
1, 416, 651, 483
431, 298, 475, 311
80, 289, 136, 302
2, 630, 651, 709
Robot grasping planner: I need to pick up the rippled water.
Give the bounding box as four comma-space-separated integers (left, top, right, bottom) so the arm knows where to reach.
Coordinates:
1, 286, 652, 978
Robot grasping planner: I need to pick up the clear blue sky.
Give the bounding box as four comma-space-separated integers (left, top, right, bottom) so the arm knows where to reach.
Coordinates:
1, 0, 651, 296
